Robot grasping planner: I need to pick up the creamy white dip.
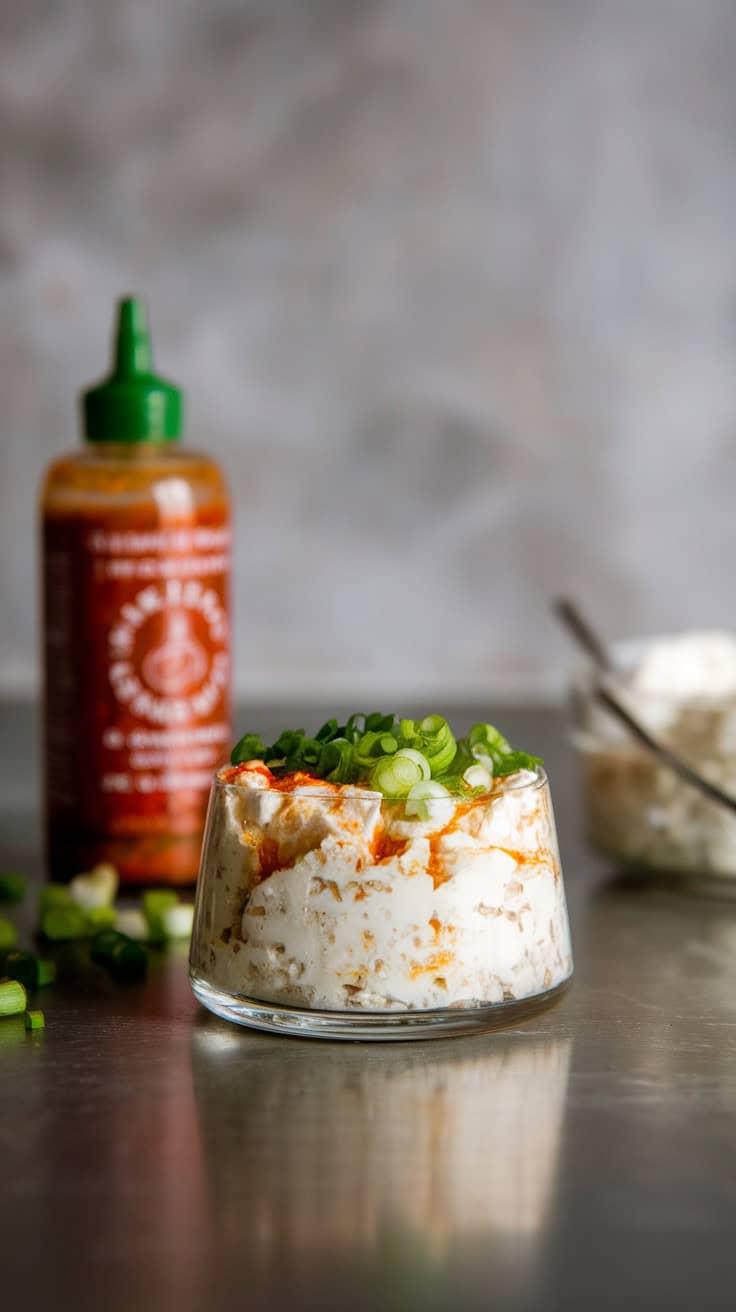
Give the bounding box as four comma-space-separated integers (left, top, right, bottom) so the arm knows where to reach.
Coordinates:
576, 631, 736, 876
190, 764, 572, 1011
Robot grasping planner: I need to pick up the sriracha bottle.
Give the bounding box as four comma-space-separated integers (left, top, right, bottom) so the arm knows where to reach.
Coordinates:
41, 297, 231, 885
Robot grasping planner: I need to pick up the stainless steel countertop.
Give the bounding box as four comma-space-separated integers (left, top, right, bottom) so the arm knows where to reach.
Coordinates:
2, 704, 736, 1311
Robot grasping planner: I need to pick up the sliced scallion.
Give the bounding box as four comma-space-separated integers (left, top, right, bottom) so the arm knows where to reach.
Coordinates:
41, 905, 88, 942
161, 904, 195, 941
143, 890, 179, 944
462, 763, 493, 790
69, 863, 118, 912
114, 908, 149, 941
371, 751, 427, 798
25, 1010, 45, 1031
404, 780, 454, 823
0, 979, 27, 1017
0, 916, 18, 951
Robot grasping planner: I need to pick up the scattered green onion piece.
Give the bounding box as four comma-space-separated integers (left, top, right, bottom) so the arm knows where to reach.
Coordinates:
371, 751, 426, 798
37, 960, 56, 987
161, 904, 195, 941
114, 908, 149, 941
0, 979, 27, 1016
0, 873, 26, 904
231, 732, 268, 765
405, 780, 454, 822
2, 951, 39, 991
143, 890, 179, 944
90, 928, 122, 966
25, 1010, 45, 1031
463, 763, 493, 790
0, 916, 18, 951
109, 937, 148, 981
90, 929, 148, 980
86, 905, 117, 932
69, 863, 118, 912
38, 885, 74, 918
41, 905, 88, 942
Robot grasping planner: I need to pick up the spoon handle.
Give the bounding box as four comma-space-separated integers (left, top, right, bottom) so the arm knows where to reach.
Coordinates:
554, 597, 614, 672
595, 680, 736, 816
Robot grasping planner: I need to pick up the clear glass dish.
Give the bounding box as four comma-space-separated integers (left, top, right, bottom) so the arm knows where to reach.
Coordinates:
189, 765, 573, 1040
571, 639, 736, 884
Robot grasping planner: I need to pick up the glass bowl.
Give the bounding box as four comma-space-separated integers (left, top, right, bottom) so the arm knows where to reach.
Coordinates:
571, 639, 736, 884
189, 765, 573, 1040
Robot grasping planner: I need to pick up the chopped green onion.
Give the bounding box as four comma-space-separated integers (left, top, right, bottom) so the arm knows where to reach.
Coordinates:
354, 731, 398, 772
37, 960, 56, 987
469, 723, 511, 766
463, 763, 493, 789
69, 863, 118, 912
41, 905, 88, 941
0, 979, 26, 1016
405, 780, 454, 822
161, 904, 195, 941
231, 732, 268, 765
90, 929, 148, 980
400, 716, 457, 776
493, 751, 543, 778
0, 873, 26, 904
114, 908, 149, 941
25, 1010, 45, 1031
318, 738, 355, 783
371, 751, 428, 798
2, 951, 40, 991
109, 937, 148, 980
86, 905, 117, 932
90, 928, 122, 966
315, 718, 340, 742
38, 885, 74, 918
0, 916, 18, 951
143, 890, 179, 944
393, 748, 431, 780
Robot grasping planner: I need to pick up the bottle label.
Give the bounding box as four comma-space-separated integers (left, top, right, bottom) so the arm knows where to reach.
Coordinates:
44, 515, 231, 847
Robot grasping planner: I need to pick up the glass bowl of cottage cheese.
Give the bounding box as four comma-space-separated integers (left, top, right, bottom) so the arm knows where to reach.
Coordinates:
189, 713, 573, 1039
572, 631, 736, 884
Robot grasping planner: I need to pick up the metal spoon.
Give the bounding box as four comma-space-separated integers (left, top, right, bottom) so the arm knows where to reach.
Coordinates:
554, 597, 736, 817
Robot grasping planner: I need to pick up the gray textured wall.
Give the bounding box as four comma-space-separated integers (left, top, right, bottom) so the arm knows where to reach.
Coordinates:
2, 0, 736, 701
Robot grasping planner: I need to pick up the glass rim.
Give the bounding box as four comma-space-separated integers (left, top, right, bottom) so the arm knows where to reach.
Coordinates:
211, 762, 548, 800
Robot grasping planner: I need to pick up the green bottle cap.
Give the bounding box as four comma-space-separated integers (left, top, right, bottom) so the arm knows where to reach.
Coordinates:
82, 296, 183, 442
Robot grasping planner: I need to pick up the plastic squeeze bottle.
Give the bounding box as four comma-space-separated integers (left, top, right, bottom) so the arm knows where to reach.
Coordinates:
41, 297, 231, 884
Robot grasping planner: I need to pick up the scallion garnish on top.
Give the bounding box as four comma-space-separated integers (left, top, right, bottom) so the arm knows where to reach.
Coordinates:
230, 713, 542, 799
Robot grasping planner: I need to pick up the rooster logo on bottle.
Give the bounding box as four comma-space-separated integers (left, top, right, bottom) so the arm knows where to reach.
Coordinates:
141, 610, 209, 695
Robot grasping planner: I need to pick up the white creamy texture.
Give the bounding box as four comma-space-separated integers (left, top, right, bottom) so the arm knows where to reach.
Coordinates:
191, 767, 573, 1011
577, 631, 736, 876
629, 631, 736, 701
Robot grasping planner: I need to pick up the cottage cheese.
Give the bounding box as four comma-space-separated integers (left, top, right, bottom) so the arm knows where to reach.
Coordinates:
576, 631, 736, 876
190, 764, 573, 1012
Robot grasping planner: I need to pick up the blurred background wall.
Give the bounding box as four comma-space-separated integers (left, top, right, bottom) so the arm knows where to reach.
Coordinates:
2, 0, 736, 702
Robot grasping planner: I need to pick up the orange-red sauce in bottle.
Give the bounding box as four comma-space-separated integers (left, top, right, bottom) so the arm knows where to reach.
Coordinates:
41, 298, 231, 885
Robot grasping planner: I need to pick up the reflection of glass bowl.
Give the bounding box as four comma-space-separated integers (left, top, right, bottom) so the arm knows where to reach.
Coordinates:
571, 640, 736, 883
189, 1028, 572, 1259
189, 766, 573, 1039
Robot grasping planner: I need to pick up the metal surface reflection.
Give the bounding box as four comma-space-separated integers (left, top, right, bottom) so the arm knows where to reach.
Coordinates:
190, 1026, 572, 1264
